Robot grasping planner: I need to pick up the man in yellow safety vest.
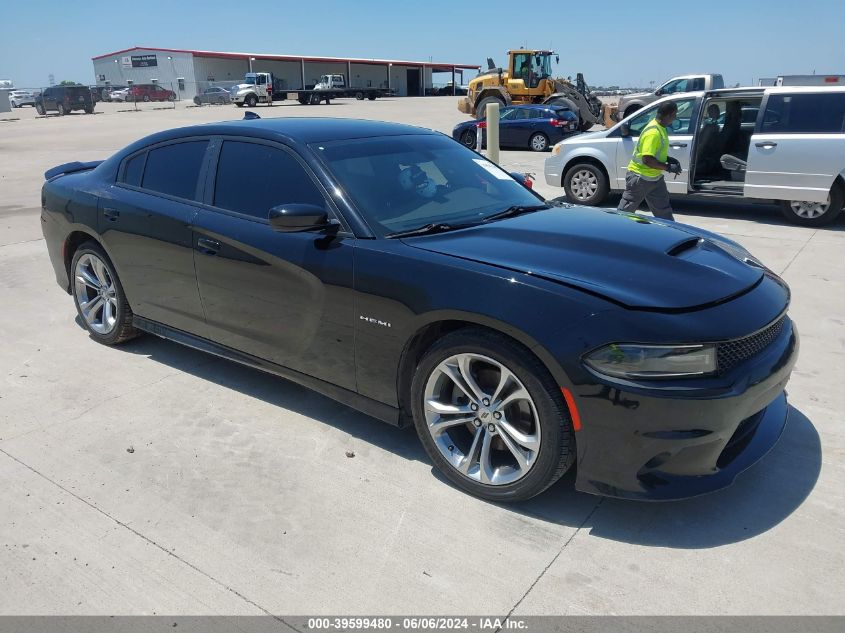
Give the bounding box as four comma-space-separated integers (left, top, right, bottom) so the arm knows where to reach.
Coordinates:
617, 101, 682, 221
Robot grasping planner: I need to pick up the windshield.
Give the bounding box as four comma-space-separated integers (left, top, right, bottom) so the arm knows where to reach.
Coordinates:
312, 134, 544, 237
243, 75, 256, 85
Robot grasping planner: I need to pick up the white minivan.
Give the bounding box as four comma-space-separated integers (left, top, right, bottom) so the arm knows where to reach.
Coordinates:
544, 86, 845, 226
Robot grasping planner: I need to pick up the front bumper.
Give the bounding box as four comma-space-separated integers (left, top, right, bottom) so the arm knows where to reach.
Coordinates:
457, 97, 473, 115
572, 318, 798, 500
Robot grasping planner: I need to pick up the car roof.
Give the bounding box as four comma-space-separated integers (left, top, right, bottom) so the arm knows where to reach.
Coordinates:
141, 118, 437, 146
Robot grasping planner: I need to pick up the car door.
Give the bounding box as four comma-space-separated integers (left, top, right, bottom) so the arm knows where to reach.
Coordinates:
616, 97, 698, 194
98, 138, 211, 337
191, 137, 356, 390
44, 88, 56, 110
497, 108, 522, 146
745, 91, 845, 203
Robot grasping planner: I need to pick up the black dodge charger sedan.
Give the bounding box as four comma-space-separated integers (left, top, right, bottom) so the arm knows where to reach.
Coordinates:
40, 117, 798, 502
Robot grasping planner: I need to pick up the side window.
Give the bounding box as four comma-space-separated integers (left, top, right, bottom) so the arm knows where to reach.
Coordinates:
512, 54, 530, 81
628, 106, 658, 135
121, 153, 145, 187
141, 141, 209, 200
761, 93, 845, 134
213, 141, 326, 219
499, 108, 517, 120
712, 75, 725, 89
690, 77, 705, 91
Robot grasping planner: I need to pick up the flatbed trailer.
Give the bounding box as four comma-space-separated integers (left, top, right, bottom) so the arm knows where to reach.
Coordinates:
232, 72, 388, 107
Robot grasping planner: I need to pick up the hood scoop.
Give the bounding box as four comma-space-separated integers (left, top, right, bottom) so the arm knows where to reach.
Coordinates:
667, 238, 703, 257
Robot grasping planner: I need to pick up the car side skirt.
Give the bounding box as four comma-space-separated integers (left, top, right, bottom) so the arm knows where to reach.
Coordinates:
133, 316, 404, 427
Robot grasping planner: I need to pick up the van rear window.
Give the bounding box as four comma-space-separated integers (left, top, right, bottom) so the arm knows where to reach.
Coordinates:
761, 93, 845, 134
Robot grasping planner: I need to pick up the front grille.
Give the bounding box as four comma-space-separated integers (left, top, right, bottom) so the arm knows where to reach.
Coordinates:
717, 316, 787, 374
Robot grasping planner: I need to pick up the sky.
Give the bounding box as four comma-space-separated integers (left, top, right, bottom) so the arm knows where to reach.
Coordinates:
2, 0, 844, 88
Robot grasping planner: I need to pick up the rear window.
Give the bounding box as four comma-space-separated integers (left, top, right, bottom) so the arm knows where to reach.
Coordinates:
122, 153, 145, 187
66, 86, 89, 98
141, 141, 209, 200
761, 93, 845, 133
713, 75, 725, 89
552, 108, 578, 121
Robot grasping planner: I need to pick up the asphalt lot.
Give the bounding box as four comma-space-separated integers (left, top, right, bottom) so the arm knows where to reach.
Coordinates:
1, 97, 843, 616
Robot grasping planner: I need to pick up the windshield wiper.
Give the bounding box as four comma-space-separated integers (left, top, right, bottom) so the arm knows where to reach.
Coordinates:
385, 223, 470, 239
482, 204, 550, 223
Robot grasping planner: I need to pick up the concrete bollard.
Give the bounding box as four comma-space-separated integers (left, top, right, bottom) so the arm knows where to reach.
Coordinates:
486, 101, 500, 164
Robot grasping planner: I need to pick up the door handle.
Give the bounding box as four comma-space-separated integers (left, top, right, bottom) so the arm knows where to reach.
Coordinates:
103, 208, 119, 221
197, 237, 220, 255
755, 141, 777, 148
670, 143, 687, 148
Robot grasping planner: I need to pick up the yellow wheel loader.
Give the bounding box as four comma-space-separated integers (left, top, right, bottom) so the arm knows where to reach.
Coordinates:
458, 50, 607, 131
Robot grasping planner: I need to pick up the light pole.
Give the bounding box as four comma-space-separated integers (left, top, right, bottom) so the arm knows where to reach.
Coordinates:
249, 57, 255, 73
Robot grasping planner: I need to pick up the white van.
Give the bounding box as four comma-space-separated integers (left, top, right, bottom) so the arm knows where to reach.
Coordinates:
544, 86, 845, 225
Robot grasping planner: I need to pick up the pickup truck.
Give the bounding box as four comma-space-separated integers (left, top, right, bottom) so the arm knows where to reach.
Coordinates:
231, 72, 384, 107
611, 74, 725, 122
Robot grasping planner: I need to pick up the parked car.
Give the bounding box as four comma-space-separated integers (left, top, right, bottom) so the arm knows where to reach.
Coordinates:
40, 117, 797, 502
545, 86, 845, 226
127, 84, 176, 102
35, 85, 94, 115
453, 104, 579, 152
109, 88, 130, 102
614, 74, 725, 121
96, 85, 127, 102
193, 86, 232, 105
9, 89, 36, 108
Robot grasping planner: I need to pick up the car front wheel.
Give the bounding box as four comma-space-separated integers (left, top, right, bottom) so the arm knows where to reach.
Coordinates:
411, 329, 575, 501
71, 243, 138, 345
563, 163, 609, 206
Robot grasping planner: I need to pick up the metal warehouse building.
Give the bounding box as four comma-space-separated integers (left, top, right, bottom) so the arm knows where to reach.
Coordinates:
92, 46, 479, 100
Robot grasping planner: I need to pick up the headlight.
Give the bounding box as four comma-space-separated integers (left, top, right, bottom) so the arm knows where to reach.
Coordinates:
584, 343, 717, 379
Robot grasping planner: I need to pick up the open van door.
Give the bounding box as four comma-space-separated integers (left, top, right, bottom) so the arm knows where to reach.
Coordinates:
745, 90, 845, 204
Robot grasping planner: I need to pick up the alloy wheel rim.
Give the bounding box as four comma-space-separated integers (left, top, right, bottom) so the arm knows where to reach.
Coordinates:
423, 353, 541, 486
790, 197, 830, 219
531, 135, 547, 151
74, 253, 118, 335
571, 170, 598, 200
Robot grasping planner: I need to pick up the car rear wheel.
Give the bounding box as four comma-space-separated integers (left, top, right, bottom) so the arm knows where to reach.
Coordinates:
460, 129, 477, 148
368, 94, 377, 100
71, 243, 137, 345
35, 103, 45, 115
309, 93, 321, 105
564, 163, 609, 206
84, 106, 94, 114
529, 132, 549, 152
780, 185, 844, 226
411, 328, 575, 501
56, 103, 67, 116
355, 91, 365, 100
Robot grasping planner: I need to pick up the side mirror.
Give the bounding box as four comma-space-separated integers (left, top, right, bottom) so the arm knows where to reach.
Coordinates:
620, 122, 631, 137
268, 204, 329, 232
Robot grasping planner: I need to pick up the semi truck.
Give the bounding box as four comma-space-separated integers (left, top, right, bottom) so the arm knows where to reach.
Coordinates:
231, 72, 385, 107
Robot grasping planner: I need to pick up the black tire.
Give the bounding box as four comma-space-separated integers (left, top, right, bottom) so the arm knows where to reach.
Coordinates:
309, 93, 321, 105
459, 129, 477, 148
623, 105, 641, 118
193, 96, 201, 106
84, 106, 94, 114
780, 184, 844, 227
475, 96, 504, 120
355, 91, 365, 100
529, 132, 549, 152
235, 102, 244, 108
367, 94, 376, 100
56, 103, 67, 116
246, 94, 258, 107
410, 328, 575, 502
143, 95, 150, 102
563, 163, 609, 206
35, 103, 45, 115
70, 242, 138, 345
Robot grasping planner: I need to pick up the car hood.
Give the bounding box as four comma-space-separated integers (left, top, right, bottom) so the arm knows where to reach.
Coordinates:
402, 207, 764, 310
